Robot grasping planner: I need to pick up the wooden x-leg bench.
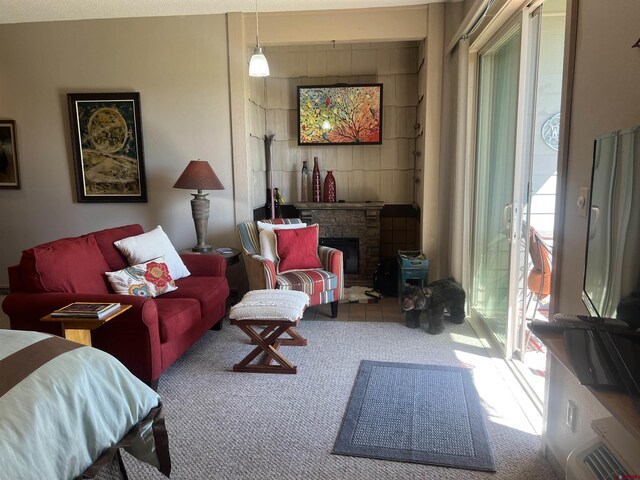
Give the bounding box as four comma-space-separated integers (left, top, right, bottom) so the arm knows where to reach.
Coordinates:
229, 290, 310, 374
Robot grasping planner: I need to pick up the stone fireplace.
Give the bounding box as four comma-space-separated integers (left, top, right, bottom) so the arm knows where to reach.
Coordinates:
294, 202, 384, 286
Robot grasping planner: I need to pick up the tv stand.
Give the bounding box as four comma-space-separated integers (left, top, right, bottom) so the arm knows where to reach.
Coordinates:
534, 328, 640, 440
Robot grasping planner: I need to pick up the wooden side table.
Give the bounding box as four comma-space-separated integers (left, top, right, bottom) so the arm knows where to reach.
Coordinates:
41, 304, 132, 346
180, 247, 241, 266
181, 247, 242, 305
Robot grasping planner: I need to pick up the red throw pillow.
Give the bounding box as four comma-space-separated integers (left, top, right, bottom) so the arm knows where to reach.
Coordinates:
274, 225, 322, 273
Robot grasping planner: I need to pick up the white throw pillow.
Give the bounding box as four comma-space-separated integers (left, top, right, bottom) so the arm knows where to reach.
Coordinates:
114, 226, 190, 280
257, 222, 307, 263
105, 257, 178, 298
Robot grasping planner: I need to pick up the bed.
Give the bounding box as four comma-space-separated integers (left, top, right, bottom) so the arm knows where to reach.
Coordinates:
0, 329, 171, 479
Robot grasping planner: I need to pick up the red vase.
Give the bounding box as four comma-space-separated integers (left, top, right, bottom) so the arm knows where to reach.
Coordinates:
323, 170, 336, 203
312, 157, 321, 202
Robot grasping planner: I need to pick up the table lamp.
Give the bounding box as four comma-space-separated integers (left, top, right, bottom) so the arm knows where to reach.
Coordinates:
173, 160, 224, 253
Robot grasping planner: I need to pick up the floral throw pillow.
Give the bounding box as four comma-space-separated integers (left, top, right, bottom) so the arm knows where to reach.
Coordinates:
105, 257, 178, 298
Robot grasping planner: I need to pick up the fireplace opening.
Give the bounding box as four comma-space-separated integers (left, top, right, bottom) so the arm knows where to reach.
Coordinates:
319, 237, 359, 274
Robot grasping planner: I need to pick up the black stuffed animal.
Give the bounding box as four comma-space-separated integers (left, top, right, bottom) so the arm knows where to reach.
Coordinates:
401, 278, 466, 334
401, 285, 427, 329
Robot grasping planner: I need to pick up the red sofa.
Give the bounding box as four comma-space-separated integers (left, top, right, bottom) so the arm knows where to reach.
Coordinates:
2, 224, 229, 387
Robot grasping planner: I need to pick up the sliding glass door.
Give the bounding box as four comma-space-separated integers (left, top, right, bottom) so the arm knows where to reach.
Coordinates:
469, 1, 566, 402
471, 22, 522, 351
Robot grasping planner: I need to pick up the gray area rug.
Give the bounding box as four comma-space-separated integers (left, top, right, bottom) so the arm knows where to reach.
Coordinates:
122, 319, 558, 479
333, 360, 495, 472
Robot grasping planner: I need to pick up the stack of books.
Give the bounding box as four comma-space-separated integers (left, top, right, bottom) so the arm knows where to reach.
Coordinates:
51, 302, 121, 319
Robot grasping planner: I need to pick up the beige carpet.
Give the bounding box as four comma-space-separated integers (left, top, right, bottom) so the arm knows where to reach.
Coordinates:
122, 317, 558, 479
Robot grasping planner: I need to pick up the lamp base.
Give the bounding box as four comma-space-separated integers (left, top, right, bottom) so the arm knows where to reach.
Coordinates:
191, 245, 212, 253
190, 192, 212, 254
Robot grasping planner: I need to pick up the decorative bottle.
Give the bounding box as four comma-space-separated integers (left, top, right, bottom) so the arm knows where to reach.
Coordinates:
323, 170, 336, 203
301, 160, 309, 202
274, 188, 283, 218
265, 188, 273, 219
312, 157, 321, 202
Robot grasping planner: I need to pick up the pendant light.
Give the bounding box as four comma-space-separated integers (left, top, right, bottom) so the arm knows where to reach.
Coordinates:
249, 0, 270, 77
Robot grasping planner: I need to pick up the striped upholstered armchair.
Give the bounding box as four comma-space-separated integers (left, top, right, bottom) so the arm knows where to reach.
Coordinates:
237, 219, 343, 317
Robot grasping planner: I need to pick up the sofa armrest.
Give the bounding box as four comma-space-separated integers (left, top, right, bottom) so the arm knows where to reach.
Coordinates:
2, 292, 152, 323
318, 246, 344, 300
318, 245, 343, 273
180, 253, 227, 277
7, 264, 24, 291
242, 253, 277, 290
2, 292, 162, 384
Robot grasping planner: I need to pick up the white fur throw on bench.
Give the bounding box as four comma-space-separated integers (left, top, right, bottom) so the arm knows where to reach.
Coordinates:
229, 290, 310, 322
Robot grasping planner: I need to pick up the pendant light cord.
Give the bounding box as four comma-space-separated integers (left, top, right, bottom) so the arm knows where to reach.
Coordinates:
255, 0, 260, 47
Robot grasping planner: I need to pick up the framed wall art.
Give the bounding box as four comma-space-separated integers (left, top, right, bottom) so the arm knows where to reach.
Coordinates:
297, 83, 383, 146
0, 120, 20, 189
67, 92, 147, 203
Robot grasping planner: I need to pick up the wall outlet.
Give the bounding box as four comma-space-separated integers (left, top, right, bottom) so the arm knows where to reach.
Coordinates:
566, 400, 576, 432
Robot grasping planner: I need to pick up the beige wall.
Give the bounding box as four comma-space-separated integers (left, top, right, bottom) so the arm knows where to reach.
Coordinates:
229, 5, 428, 221
248, 41, 419, 209
0, 15, 236, 287
546, 0, 640, 465
0, 6, 439, 289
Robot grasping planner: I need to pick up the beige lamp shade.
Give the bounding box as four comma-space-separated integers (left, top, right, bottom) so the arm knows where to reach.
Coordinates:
173, 160, 224, 191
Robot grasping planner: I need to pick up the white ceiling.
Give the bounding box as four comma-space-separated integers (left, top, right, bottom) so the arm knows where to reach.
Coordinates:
0, 0, 452, 25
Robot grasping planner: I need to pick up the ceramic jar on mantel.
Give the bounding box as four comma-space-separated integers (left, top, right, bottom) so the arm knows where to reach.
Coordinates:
301, 160, 309, 202
323, 170, 336, 203
312, 157, 321, 202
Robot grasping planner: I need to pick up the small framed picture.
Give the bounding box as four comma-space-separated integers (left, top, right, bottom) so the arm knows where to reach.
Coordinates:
0, 120, 20, 189
67, 92, 147, 203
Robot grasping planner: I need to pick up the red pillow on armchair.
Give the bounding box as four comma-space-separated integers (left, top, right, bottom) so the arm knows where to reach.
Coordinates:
274, 225, 322, 273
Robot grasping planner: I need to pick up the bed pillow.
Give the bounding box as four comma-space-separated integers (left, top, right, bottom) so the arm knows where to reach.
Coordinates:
105, 257, 177, 298
257, 222, 307, 263
274, 224, 322, 273
114, 226, 190, 280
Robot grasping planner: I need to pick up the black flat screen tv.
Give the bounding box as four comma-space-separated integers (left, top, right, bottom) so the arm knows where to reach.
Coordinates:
582, 126, 640, 323
566, 126, 640, 408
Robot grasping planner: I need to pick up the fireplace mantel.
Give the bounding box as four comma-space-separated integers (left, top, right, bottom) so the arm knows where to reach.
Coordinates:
294, 202, 384, 286
293, 201, 384, 211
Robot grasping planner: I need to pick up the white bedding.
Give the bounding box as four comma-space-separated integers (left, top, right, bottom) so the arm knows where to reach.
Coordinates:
0, 330, 170, 480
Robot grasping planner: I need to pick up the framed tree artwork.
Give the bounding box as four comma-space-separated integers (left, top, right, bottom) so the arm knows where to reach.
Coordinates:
297, 83, 383, 146
0, 120, 20, 189
67, 92, 147, 202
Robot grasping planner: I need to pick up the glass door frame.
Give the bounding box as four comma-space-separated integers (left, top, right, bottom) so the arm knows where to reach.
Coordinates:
467, 6, 542, 360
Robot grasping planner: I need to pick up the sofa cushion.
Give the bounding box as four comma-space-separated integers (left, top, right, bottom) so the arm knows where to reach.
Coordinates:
276, 269, 338, 295
19, 235, 111, 294
154, 297, 202, 343
162, 276, 229, 319
114, 226, 190, 280
93, 224, 144, 271
105, 257, 178, 298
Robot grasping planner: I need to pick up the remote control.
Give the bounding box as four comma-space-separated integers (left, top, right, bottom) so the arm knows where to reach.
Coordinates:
553, 313, 581, 323
528, 319, 589, 333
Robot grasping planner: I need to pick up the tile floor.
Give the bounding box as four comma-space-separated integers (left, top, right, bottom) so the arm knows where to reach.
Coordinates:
303, 296, 406, 323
